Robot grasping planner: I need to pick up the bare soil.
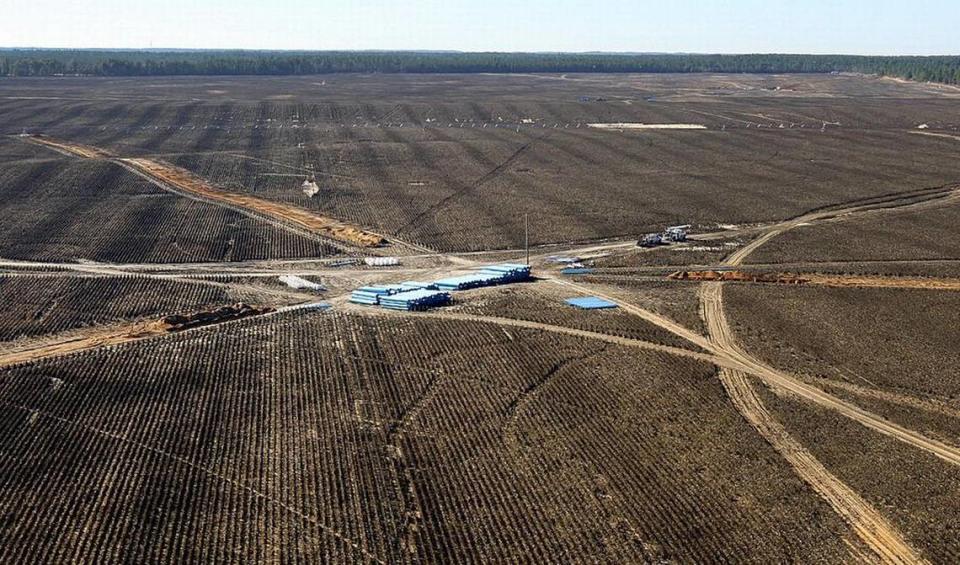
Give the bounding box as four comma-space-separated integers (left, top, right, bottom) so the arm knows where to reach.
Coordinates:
0, 311, 858, 562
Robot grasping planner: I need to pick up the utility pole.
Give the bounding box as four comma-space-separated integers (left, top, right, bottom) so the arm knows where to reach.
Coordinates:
524, 213, 529, 266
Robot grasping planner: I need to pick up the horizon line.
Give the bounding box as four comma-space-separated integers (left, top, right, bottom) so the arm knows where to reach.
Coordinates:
0, 47, 957, 58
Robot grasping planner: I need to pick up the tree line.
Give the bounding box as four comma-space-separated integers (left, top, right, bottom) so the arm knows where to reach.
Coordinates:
1, 50, 958, 84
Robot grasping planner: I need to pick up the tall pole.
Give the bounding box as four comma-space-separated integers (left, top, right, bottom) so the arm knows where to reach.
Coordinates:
525, 213, 529, 266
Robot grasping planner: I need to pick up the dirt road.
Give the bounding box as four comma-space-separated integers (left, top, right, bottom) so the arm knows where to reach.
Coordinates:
120, 157, 388, 248
910, 130, 960, 142
700, 283, 960, 467
0, 304, 290, 369
538, 274, 930, 561
20, 134, 420, 253
725, 183, 960, 267
0, 321, 169, 369
419, 310, 718, 363
686, 183, 960, 562
719, 368, 925, 564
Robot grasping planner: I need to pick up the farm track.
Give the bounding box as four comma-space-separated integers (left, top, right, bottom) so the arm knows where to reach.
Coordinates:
590, 258, 960, 276
0, 261, 312, 307
5, 82, 960, 560
545, 272, 941, 561
512, 179, 960, 561
542, 276, 927, 561
805, 376, 960, 422
726, 183, 960, 267
417, 310, 717, 363
910, 130, 960, 142
0, 320, 171, 369
795, 272, 960, 291
550, 272, 960, 475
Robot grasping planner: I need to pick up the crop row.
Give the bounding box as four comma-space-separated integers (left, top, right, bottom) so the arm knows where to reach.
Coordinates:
0, 159, 340, 263
0, 275, 247, 342
0, 310, 856, 562
7, 93, 960, 254
4, 80, 960, 139
159, 123, 960, 253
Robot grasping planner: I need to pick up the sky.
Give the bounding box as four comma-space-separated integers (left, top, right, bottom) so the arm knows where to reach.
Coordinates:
1, 0, 957, 55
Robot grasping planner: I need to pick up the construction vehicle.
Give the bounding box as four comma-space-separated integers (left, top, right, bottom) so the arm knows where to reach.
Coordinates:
638, 233, 663, 247
664, 225, 690, 242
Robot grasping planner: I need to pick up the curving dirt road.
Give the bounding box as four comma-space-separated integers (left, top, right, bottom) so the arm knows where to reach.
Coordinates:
689, 183, 960, 562
725, 183, 960, 267
700, 282, 960, 466
377, 307, 719, 364
535, 274, 929, 562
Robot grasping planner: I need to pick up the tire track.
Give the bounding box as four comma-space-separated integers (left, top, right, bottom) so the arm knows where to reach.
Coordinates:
540, 271, 950, 561
699, 282, 931, 563
416, 310, 717, 363
808, 377, 960, 421
394, 131, 548, 235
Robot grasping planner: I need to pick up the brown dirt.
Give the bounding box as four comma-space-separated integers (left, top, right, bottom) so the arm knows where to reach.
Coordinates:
681, 183, 960, 560
805, 273, 960, 291
23, 134, 388, 249
726, 184, 960, 267
418, 310, 715, 363
700, 282, 934, 563
0, 320, 168, 368
162, 302, 275, 330
719, 368, 925, 565
122, 157, 387, 247
0, 303, 275, 368
910, 130, 960, 142
670, 270, 811, 284
23, 135, 115, 159
543, 274, 931, 561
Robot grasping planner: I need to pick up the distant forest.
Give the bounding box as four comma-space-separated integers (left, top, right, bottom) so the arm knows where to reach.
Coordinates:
1, 50, 959, 84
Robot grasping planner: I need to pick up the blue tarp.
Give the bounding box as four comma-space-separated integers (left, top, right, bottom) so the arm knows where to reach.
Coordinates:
561, 267, 594, 275
566, 296, 618, 309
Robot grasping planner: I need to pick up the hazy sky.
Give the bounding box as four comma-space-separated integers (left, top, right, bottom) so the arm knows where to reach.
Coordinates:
2, 0, 956, 55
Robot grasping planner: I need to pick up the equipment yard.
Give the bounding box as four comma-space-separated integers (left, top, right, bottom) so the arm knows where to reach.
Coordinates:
2, 72, 960, 563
